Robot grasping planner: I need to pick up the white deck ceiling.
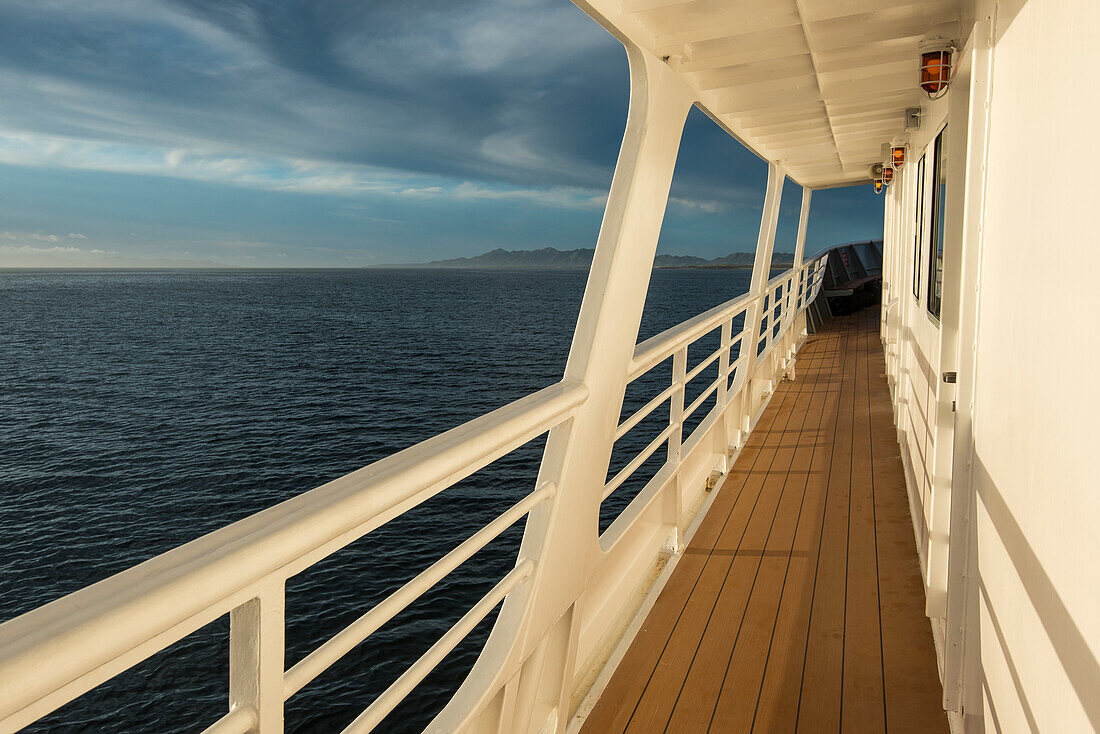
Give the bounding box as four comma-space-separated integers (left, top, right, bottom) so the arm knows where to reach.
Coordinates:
576, 0, 963, 188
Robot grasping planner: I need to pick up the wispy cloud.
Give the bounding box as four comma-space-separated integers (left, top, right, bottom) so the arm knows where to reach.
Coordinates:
0, 0, 882, 265
0, 0, 624, 193
1, 230, 91, 244
0, 131, 612, 210
0, 245, 101, 255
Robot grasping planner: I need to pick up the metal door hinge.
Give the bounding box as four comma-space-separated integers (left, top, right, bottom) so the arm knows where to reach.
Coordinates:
942, 371, 957, 383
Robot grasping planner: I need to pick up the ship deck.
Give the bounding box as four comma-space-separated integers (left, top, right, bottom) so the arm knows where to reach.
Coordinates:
580, 309, 948, 734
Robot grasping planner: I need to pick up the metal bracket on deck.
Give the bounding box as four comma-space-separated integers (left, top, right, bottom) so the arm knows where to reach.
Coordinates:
783, 354, 797, 381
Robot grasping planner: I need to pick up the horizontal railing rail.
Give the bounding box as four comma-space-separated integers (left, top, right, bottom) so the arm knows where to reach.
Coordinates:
0, 381, 587, 733
629, 291, 753, 380
281, 482, 557, 700
601, 255, 827, 516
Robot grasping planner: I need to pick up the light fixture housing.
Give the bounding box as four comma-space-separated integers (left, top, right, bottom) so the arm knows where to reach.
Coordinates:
870, 163, 885, 194
883, 165, 895, 185
890, 141, 907, 169
918, 36, 955, 99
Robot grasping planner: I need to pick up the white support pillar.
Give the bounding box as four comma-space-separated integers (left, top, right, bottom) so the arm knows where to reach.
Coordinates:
428, 44, 695, 734
736, 163, 784, 418
784, 186, 812, 333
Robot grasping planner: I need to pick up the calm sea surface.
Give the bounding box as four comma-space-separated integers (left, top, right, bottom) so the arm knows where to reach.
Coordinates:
0, 267, 756, 733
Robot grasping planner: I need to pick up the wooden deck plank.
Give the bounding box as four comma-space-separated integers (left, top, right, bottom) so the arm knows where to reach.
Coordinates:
579, 310, 948, 734
582, 370, 806, 733
795, 315, 856, 734
747, 324, 843, 734
623, 379, 811, 732
841, 309, 887, 733
660, 335, 824, 731
709, 323, 840, 734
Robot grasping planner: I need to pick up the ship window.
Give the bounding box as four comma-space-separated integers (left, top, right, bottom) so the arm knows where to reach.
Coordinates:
927, 127, 948, 319
913, 154, 926, 300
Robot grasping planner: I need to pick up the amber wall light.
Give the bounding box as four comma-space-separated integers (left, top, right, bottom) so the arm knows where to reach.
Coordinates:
918, 36, 955, 99
870, 163, 885, 194
891, 142, 907, 169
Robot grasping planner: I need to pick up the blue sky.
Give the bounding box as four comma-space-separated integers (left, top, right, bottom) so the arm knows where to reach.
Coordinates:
0, 0, 883, 267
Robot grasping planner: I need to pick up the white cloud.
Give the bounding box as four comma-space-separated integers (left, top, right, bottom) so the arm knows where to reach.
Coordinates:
450, 181, 604, 209
337, 1, 607, 77
0, 129, 423, 196
0, 130, 610, 211
0, 230, 111, 256
669, 197, 730, 215
0, 244, 84, 254
1, 230, 69, 243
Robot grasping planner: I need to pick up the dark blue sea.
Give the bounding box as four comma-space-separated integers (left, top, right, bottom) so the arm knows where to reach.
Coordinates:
0, 267, 756, 733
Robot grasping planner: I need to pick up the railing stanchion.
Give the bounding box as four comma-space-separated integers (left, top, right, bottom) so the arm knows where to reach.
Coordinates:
229, 582, 285, 733
740, 162, 784, 417
668, 347, 687, 464
785, 186, 812, 335
717, 319, 732, 408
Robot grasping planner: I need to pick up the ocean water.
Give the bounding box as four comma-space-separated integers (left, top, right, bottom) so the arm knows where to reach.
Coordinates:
0, 267, 755, 733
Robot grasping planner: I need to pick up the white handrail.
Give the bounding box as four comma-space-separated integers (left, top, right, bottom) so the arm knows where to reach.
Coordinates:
629, 257, 824, 381
604, 256, 826, 506
602, 423, 678, 501
283, 482, 557, 699
629, 291, 754, 379
0, 381, 586, 730
684, 342, 728, 385
615, 383, 678, 442
683, 372, 725, 422
342, 560, 535, 734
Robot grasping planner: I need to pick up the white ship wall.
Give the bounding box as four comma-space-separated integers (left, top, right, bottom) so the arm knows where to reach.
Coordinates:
883, 1, 1100, 731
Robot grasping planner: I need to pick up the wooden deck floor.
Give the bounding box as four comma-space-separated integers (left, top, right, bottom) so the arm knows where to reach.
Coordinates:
581, 309, 948, 734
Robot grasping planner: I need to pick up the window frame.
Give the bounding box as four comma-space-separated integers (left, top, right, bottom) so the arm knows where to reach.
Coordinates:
926, 125, 948, 320
912, 154, 926, 301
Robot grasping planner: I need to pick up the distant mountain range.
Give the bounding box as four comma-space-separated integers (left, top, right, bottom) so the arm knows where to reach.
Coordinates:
387, 247, 796, 270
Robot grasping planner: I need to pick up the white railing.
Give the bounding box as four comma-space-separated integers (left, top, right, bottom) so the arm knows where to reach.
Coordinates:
0, 383, 586, 734
0, 256, 825, 734
602, 256, 827, 517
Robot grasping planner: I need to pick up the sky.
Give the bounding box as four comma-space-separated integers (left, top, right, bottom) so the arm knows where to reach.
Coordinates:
0, 0, 884, 268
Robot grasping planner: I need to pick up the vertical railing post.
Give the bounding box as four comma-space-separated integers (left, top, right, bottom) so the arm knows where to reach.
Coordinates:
665, 346, 688, 548
764, 289, 774, 354
668, 348, 687, 464
735, 162, 784, 421
784, 187, 812, 335
431, 45, 696, 734
717, 319, 733, 407
716, 318, 736, 470
229, 582, 285, 733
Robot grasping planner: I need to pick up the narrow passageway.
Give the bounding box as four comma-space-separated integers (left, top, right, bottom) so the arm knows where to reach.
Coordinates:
581, 309, 947, 734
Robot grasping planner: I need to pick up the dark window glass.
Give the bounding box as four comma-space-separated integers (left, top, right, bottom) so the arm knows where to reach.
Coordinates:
913, 154, 926, 299
927, 127, 947, 319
